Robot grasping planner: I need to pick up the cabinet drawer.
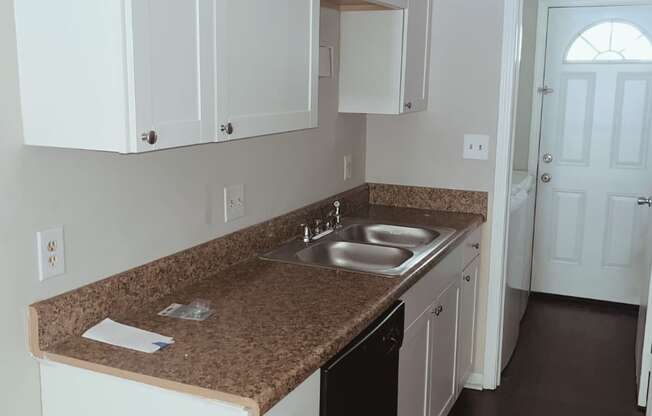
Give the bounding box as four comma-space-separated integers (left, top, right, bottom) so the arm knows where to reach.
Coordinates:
400, 245, 462, 328
462, 227, 482, 269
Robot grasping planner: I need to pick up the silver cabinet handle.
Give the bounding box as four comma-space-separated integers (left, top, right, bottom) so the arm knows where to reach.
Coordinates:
404, 102, 413, 110
471, 243, 480, 250
434, 305, 444, 316
220, 122, 234, 135
464, 275, 471, 282
638, 197, 652, 207
541, 173, 552, 183
141, 130, 157, 145
543, 153, 553, 163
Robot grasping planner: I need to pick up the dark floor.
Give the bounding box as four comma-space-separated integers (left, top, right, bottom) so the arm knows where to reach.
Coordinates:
450, 293, 644, 416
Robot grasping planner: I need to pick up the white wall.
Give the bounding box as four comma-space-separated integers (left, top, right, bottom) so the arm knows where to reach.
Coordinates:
366, 0, 504, 192
365, 0, 506, 375
0, 6, 366, 416
513, 0, 540, 171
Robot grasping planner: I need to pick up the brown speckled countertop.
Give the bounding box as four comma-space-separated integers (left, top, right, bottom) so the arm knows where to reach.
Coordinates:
30, 196, 483, 415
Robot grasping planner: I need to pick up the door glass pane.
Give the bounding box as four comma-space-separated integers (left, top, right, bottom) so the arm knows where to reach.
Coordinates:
566, 20, 652, 62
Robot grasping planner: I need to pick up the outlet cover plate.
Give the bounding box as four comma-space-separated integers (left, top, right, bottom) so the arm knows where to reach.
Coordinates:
37, 227, 65, 281
224, 184, 245, 223
344, 154, 353, 181
463, 134, 490, 160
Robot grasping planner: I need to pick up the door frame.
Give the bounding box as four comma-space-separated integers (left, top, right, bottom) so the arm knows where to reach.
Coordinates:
485, 0, 652, 390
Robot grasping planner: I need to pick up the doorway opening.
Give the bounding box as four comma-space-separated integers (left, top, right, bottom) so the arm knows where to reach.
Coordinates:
484, 0, 652, 413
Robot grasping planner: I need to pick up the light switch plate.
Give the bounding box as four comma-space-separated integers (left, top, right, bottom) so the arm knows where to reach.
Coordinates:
224, 184, 245, 223
344, 154, 353, 181
463, 134, 490, 160
319, 45, 334, 78
36, 227, 65, 281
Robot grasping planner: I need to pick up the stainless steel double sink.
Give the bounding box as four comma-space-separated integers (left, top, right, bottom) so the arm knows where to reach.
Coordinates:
261, 219, 456, 277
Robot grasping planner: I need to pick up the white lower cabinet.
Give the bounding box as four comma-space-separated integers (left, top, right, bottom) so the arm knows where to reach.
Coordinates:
456, 255, 480, 395
398, 309, 432, 416
398, 227, 482, 416
40, 361, 319, 416
428, 280, 460, 416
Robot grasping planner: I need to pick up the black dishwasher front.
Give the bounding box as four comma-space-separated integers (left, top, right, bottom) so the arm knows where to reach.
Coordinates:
320, 301, 405, 416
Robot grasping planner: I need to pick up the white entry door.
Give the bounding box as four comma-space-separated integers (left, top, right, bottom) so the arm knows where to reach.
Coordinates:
532, 6, 652, 304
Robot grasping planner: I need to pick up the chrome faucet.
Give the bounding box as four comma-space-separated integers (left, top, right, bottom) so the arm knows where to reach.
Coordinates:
302, 200, 343, 243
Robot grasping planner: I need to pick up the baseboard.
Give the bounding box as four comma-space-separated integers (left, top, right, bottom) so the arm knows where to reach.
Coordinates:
464, 372, 484, 391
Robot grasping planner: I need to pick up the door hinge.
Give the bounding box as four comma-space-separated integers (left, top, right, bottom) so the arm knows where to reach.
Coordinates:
538, 86, 554, 95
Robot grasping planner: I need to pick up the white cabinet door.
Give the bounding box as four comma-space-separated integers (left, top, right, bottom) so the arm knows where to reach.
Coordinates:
398, 309, 431, 416
429, 281, 459, 416
214, 0, 319, 141
456, 255, 479, 395
130, 0, 214, 152
400, 0, 432, 113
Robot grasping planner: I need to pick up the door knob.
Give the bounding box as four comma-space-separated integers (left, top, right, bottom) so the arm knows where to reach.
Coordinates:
638, 197, 652, 207
541, 173, 552, 183
543, 153, 553, 163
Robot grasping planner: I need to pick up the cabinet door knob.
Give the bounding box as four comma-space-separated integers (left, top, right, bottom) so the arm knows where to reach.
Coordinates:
404, 102, 413, 110
434, 305, 443, 316
221, 122, 234, 135
471, 243, 480, 250
141, 130, 158, 145
464, 275, 471, 282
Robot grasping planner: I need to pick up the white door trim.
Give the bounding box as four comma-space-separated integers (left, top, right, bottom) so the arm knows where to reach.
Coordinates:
487, 0, 652, 391
484, 0, 523, 390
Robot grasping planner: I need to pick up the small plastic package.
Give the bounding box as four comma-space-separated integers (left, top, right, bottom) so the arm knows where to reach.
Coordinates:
158, 299, 213, 321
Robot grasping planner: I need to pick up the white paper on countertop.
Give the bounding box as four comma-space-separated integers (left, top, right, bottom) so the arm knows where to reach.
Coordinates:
82, 318, 174, 354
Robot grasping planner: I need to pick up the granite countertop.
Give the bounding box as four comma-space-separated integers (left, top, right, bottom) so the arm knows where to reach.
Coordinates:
32, 205, 483, 415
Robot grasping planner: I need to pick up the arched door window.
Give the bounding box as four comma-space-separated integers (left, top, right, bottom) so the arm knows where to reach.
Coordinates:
565, 20, 652, 62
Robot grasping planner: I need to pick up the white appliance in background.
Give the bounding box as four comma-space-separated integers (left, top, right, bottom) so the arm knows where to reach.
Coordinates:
502, 170, 536, 370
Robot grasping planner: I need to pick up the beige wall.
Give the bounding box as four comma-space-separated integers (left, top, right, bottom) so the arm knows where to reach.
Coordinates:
365, 0, 506, 375
0, 6, 366, 416
513, 0, 540, 171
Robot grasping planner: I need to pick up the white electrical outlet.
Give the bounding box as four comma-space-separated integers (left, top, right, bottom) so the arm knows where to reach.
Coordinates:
344, 154, 353, 181
463, 134, 490, 160
224, 184, 245, 223
36, 227, 65, 281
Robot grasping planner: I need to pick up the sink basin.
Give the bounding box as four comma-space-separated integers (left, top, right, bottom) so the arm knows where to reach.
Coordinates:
260, 219, 457, 277
337, 224, 439, 248
296, 241, 413, 273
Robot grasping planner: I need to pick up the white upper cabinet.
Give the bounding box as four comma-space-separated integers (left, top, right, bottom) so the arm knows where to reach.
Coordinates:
214, 0, 320, 141
15, 0, 212, 153
14, 0, 319, 153
400, 0, 432, 113
338, 0, 432, 114
131, 0, 214, 152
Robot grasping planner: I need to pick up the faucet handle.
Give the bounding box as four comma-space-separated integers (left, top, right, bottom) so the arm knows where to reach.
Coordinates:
333, 200, 342, 227
300, 224, 312, 243
313, 219, 323, 234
